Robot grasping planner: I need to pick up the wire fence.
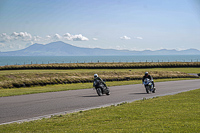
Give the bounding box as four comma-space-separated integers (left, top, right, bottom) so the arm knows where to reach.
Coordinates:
1, 58, 200, 66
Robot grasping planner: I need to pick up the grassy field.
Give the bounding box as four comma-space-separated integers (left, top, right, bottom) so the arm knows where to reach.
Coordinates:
0, 67, 199, 97
0, 88, 199, 132
0, 64, 199, 132
0, 68, 198, 89
1, 62, 200, 70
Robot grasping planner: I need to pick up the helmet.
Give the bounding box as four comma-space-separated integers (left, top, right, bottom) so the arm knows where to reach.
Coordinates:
145, 72, 148, 76
94, 74, 98, 78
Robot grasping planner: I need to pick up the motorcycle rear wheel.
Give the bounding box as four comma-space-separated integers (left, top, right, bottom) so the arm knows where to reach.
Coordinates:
146, 87, 150, 94
106, 92, 110, 95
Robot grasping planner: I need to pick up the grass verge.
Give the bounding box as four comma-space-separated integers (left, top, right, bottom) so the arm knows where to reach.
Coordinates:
0, 68, 198, 89
0, 67, 199, 96
0, 88, 199, 132
1, 62, 200, 70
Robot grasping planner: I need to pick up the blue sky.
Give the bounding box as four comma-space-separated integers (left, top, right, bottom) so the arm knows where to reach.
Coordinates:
0, 0, 200, 52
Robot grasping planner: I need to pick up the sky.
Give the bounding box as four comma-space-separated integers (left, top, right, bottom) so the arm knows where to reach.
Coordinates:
0, 0, 200, 52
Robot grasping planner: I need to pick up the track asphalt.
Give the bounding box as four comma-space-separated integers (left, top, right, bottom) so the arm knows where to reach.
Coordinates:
0, 79, 200, 125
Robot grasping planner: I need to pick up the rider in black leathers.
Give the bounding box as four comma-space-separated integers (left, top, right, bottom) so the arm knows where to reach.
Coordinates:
93, 74, 108, 88
142, 72, 156, 89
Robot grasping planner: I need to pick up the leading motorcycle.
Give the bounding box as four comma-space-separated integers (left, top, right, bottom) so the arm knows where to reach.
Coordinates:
93, 80, 110, 96
143, 78, 155, 94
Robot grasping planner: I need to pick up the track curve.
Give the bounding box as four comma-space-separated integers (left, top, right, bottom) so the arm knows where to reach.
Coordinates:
0, 79, 200, 125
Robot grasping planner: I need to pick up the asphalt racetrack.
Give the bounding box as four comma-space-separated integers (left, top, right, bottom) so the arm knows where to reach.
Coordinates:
0, 79, 200, 125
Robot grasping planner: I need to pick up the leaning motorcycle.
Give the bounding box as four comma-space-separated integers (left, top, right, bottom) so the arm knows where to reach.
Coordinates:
143, 78, 155, 93
93, 80, 110, 96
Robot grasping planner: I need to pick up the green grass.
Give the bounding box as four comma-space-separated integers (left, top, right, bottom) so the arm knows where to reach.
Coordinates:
148, 67, 200, 74
1, 62, 200, 70
0, 67, 199, 97
0, 88, 199, 132
0, 68, 198, 89
0, 67, 199, 74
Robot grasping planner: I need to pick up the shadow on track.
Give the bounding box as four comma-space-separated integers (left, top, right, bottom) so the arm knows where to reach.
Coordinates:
82, 95, 100, 97
82, 94, 111, 97
129, 93, 148, 95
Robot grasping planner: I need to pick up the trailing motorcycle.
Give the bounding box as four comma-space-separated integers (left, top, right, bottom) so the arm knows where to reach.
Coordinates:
93, 80, 110, 96
143, 78, 155, 94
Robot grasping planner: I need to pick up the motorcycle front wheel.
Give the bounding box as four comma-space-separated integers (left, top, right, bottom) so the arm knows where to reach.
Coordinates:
96, 88, 102, 96
145, 87, 150, 94
152, 88, 156, 93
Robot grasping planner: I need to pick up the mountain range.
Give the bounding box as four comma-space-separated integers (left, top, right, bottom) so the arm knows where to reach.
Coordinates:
0, 41, 200, 56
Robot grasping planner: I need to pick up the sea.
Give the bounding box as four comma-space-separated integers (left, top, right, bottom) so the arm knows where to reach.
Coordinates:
0, 55, 200, 66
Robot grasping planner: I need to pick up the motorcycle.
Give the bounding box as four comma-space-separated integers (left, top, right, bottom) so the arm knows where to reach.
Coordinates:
143, 78, 155, 94
93, 80, 110, 96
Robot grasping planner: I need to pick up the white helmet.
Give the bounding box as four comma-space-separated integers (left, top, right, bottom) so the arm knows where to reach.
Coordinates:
94, 74, 98, 78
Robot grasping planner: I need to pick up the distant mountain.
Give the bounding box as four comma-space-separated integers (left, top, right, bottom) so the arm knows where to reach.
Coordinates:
0, 41, 200, 56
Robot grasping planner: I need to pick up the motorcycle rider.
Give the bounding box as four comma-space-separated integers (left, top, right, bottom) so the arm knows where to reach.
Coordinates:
93, 74, 108, 88
142, 72, 156, 89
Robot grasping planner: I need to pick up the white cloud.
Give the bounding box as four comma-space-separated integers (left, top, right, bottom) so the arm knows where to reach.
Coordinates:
119, 36, 142, 40
63, 33, 73, 40
10, 32, 33, 41
44, 33, 89, 41
53, 34, 62, 40
63, 33, 89, 41
11, 32, 19, 37
120, 35, 131, 40
135, 37, 143, 40
0, 32, 90, 51
0, 43, 5, 47
93, 38, 98, 41
0, 32, 90, 43
1, 32, 34, 42
175, 48, 187, 51
0, 33, 11, 42
72, 34, 89, 41
45, 35, 51, 41
32, 36, 42, 41
25, 41, 34, 47
115, 45, 127, 50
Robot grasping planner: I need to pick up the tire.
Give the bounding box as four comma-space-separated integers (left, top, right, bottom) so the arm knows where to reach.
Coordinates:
106, 92, 110, 95
105, 88, 110, 95
96, 88, 102, 96
145, 87, 149, 94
